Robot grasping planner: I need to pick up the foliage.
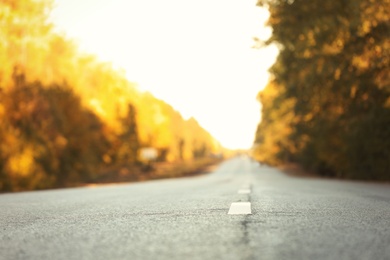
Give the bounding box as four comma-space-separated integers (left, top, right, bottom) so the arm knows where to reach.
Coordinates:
0, 0, 219, 191
0, 78, 109, 190
254, 0, 390, 180
117, 104, 140, 165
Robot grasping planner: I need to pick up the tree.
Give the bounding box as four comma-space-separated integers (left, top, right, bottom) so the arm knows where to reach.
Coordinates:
0, 0, 54, 87
254, 0, 390, 180
0, 0, 221, 191
0, 76, 109, 190
118, 104, 140, 164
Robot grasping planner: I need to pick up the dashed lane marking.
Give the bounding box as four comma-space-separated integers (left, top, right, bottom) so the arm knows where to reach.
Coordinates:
228, 202, 252, 215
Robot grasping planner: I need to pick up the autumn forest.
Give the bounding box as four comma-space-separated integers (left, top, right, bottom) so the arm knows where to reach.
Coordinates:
253, 0, 389, 180
0, 0, 220, 191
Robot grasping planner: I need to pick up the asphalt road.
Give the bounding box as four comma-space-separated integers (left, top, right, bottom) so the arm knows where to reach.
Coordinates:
1, 156, 389, 260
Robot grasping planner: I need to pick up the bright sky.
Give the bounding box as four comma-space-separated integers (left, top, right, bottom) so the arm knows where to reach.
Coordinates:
50, 0, 278, 150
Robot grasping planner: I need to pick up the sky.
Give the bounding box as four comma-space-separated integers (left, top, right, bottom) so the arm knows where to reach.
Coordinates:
50, 0, 278, 150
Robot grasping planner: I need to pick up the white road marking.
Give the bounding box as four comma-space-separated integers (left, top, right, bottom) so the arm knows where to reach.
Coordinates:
228, 202, 252, 215
238, 189, 251, 194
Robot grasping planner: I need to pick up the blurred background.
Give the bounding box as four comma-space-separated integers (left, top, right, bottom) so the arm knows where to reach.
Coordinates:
0, 0, 389, 192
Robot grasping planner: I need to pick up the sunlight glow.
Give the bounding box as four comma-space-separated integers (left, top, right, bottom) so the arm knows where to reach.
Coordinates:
51, 0, 278, 150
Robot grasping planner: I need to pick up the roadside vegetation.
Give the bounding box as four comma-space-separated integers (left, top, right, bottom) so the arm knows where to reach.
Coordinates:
91, 157, 222, 185
0, 0, 222, 192
253, 0, 390, 180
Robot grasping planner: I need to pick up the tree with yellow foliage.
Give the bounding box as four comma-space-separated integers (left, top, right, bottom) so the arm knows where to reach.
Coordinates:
0, 0, 219, 191
254, 0, 390, 180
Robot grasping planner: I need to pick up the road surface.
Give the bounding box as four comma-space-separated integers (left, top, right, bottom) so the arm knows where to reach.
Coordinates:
1, 156, 389, 260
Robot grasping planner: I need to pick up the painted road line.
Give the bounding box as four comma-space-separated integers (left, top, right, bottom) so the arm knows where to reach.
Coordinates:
228, 202, 252, 215
238, 189, 251, 194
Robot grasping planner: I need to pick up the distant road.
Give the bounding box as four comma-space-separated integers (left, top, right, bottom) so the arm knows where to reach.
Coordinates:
1, 156, 389, 260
